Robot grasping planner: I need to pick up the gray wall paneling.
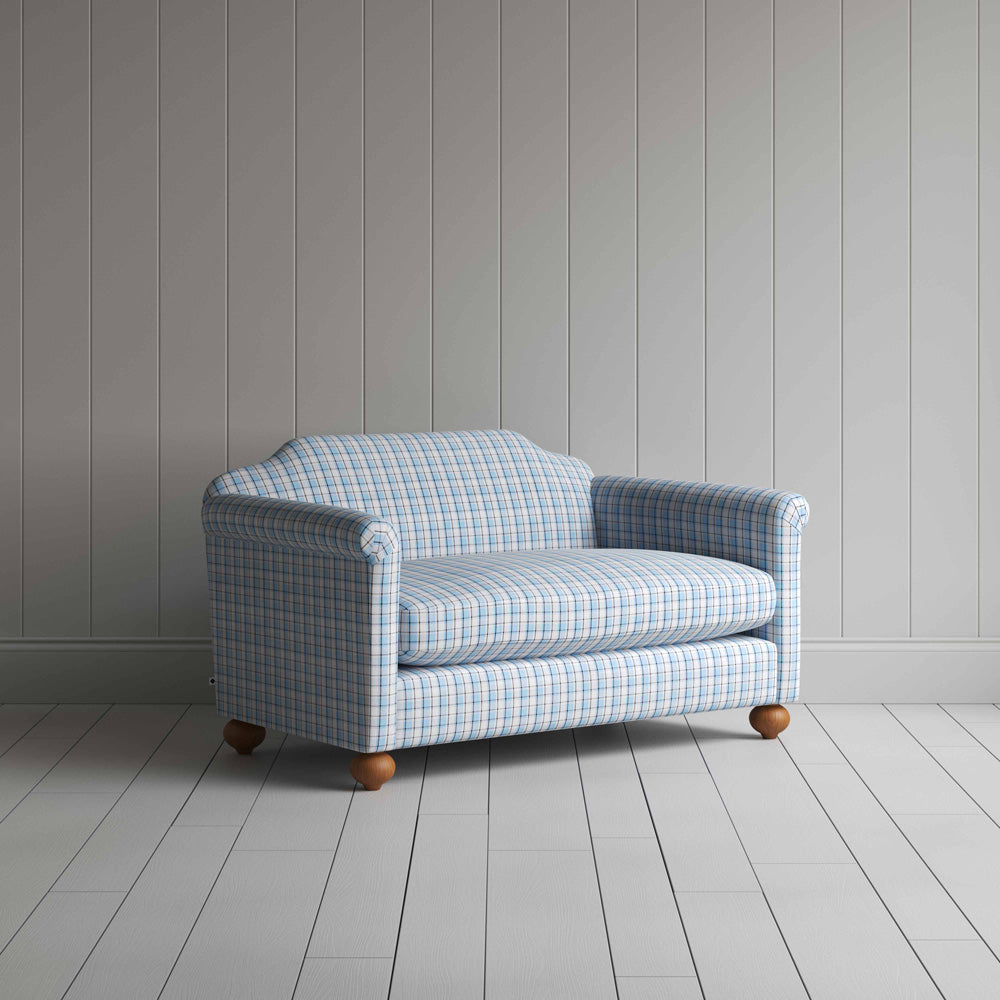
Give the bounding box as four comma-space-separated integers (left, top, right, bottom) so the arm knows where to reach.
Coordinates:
909, 0, 978, 636
158, 0, 227, 636
979, 0, 999, 636
226, 0, 296, 470
0, 0, 21, 635
773, 0, 842, 635
841, 0, 911, 637
295, 0, 365, 438
704, 0, 773, 487
90, 0, 159, 635
21, 0, 92, 636
363, 0, 432, 434
499, 0, 569, 454
636, 0, 705, 483
568, 0, 636, 476
432, 0, 500, 432
1, 0, 997, 693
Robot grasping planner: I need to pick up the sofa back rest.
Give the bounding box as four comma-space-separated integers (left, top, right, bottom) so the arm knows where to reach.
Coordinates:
206, 429, 596, 559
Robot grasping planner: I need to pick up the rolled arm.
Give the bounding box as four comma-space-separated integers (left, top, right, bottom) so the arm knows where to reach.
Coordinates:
592, 476, 808, 701
202, 492, 400, 753
202, 493, 399, 563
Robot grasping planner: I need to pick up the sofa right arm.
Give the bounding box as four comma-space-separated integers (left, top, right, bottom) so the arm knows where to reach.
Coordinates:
202, 494, 401, 753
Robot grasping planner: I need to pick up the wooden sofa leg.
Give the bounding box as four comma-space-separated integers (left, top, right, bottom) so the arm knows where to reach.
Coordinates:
350, 752, 396, 791
749, 704, 790, 740
223, 719, 266, 755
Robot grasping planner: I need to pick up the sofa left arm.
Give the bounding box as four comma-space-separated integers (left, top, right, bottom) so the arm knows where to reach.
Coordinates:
202, 494, 401, 752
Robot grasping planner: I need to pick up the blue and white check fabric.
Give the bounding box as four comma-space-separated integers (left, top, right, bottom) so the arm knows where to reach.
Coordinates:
398, 547, 776, 667
203, 493, 400, 752
202, 431, 807, 753
206, 429, 595, 559
591, 477, 808, 702
395, 635, 777, 747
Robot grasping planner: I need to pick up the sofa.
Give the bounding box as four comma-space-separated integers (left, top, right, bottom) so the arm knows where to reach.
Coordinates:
202, 429, 808, 790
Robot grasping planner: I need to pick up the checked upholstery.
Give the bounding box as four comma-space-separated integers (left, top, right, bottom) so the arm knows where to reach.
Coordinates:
203, 430, 808, 752
397, 547, 776, 667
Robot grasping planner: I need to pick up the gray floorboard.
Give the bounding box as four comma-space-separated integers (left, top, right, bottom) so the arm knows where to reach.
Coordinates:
0, 705, 56, 754
0, 704, 993, 999
486, 849, 617, 1000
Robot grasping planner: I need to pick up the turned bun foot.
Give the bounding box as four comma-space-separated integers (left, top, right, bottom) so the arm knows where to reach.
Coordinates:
350, 752, 396, 791
749, 704, 790, 740
223, 719, 266, 755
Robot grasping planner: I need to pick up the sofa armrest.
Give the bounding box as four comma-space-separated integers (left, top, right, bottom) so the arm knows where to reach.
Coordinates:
202, 493, 399, 563
202, 493, 400, 753
591, 476, 808, 702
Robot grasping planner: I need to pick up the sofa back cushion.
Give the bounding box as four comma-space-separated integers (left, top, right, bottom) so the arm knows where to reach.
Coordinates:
206, 429, 596, 559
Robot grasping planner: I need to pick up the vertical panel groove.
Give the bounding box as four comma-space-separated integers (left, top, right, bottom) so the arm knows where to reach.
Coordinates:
980, 0, 1000, 637
224, 0, 229, 469
770, 0, 775, 492
361, 0, 368, 434
498, 0, 502, 430
634, 0, 638, 479
430, 0, 434, 431
292, 0, 297, 439
566, 0, 571, 457
975, 0, 981, 637
88, 0, 93, 636
840, 0, 845, 637
703, 0, 707, 485
155, 0, 160, 637
19, 0, 22, 634
908, 0, 913, 638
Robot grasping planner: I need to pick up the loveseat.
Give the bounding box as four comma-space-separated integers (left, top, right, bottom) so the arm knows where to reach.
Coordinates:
202, 430, 808, 789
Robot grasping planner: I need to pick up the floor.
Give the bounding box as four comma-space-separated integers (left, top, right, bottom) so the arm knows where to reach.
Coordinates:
1, 705, 1000, 1000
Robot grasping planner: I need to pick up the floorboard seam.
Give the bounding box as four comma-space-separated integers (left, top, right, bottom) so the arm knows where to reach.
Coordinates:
805, 703, 1000, 963
0, 705, 112, 823
804, 705, 997, 985
625, 721, 707, 1000
0, 703, 186, 971
385, 748, 429, 1000
288, 760, 358, 1000
482, 739, 490, 1000
58, 704, 219, 998
572, 728, 621, 1000
152, 727, 287, 1000
685, 715, 814, 1000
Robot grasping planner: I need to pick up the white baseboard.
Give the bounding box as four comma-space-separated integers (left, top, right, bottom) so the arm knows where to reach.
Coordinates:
801, 637, 1000, 702
1, 636, 998, 703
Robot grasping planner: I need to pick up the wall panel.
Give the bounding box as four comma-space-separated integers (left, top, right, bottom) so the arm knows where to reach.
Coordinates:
568, 0, 636, 476
90, 0, 158, 634
2, 1, 996, 686
21, 0, 91, 635
636, 0, 704, 482
0, 0, 21, 634
704, 0, 773, 486
910, 0, 978, 635
980, 0, 1000, 636
432, 0, 500, 432
158, 0, 227, 636
226, 0, 295, 468
841, 0, 910, 637
773, 0, 841, 636
500, 0, 568, 454
295, 0, 364, 438
364, 0, 432, 434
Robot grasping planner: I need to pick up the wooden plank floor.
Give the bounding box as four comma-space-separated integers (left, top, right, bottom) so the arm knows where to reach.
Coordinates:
1, 704, 1000, 999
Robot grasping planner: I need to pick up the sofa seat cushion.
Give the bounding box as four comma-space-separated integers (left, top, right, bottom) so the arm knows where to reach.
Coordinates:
397, 547, 776, 667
